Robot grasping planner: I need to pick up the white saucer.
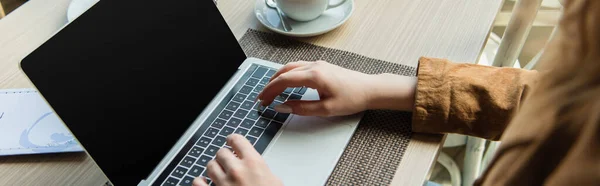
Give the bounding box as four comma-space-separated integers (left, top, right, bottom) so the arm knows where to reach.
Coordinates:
254, 0, 354, 37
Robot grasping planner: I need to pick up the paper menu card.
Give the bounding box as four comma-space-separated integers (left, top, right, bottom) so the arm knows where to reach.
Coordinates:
0, 89, 83, 156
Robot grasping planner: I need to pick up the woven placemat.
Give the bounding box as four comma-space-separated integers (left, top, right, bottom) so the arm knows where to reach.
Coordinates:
239, 29, 415, 185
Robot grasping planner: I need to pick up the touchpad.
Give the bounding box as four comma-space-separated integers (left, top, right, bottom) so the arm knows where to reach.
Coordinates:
262, 114, 360, 186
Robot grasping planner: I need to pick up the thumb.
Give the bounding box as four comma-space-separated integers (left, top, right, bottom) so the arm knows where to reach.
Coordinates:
275, 100, 334, 116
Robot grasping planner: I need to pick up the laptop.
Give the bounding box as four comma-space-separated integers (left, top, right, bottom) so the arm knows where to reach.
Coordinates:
19, 0, 362, 185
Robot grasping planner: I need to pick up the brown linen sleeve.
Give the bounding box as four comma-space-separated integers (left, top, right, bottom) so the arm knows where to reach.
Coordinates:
411, 57, 539, 140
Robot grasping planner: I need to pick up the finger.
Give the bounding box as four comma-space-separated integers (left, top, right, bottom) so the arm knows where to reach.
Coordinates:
227, 134, 260, 159
269, 61, 313, 83
192, 177, 209, 186
215, 148, 241, 172
206, 160, 226, 185
258, 70, 321, 106
275, 99, 334, 116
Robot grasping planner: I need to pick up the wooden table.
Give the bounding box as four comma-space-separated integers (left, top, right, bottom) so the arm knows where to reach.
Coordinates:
0, 0, 502, 185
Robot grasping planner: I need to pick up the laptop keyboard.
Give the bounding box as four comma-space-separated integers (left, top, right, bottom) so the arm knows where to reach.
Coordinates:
160, 65, 307, 186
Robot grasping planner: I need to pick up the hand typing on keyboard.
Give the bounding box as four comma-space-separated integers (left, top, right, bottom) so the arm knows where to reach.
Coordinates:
173, 62, 417, 186
192, 134, 282, 186
258, 60, 418, 117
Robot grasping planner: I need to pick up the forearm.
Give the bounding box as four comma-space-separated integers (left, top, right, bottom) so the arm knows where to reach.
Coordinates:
365, 73, 417, 112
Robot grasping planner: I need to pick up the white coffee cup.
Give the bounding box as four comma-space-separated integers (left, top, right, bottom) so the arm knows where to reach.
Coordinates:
275, 0, 347, 22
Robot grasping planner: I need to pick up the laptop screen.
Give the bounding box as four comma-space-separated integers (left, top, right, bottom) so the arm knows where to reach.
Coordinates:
20, 0, 246, 185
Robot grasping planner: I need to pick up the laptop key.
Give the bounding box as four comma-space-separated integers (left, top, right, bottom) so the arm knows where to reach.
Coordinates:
227, 118, 241, 127
211, 119, 226, 129
240, 119, 255, 129
220, 126, 235, 136
260, 77, 270, 85
181, 156, 196, 168
254, 121, 283, 154
246, 135, 258, 145
298, 87, 308, 95
234, 128, 249, 136
252, 67, 268, 78
205, 145, 219, 157
279, 94, 289, 100
289, 94, 302, 100
218, 110, 233, 120
225, 102, 240, 111
293, 87, 302, 93
187, 165, 203, 177
254, 121, 284, 154
247, 110, 260, 120
261, 109, 276, 119
188, 146, 204, 158
247, 92, 259, 101
196, 137, 211, 147
240, 85, 253, 94
163, 177, 179, 186
283, 87, 293, 94
273, 113, 290, 123
196, 155, 211, 167
254, 84, 265, 92
249, 126, 265, 137
269, 100, 283, 109
180, 176, 195, 186
265, 121, 283, 136
233, 94, 246, 103
204, 128, 219, 138
172, 166, 188, 178
255, 118, 270, 128
240, 101, 254, 110
266, 69, 276, 77
246, 78, 259, 86
212, 136, 227, 147
274, 95, 286, 102
233, 109, 248, 119
254, 102, 266, 111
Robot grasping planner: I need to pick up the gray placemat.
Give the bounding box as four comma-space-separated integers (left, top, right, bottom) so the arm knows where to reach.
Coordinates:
239, 29, 414, 185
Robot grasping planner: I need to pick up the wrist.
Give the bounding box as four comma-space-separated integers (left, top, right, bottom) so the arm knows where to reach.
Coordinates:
365, 73, 417, 111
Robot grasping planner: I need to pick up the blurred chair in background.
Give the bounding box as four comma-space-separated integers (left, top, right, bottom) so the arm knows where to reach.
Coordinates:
429, 0, 563, 186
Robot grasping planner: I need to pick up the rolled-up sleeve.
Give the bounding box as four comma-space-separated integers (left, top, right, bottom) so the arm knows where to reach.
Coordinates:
411, 57, 539, 140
